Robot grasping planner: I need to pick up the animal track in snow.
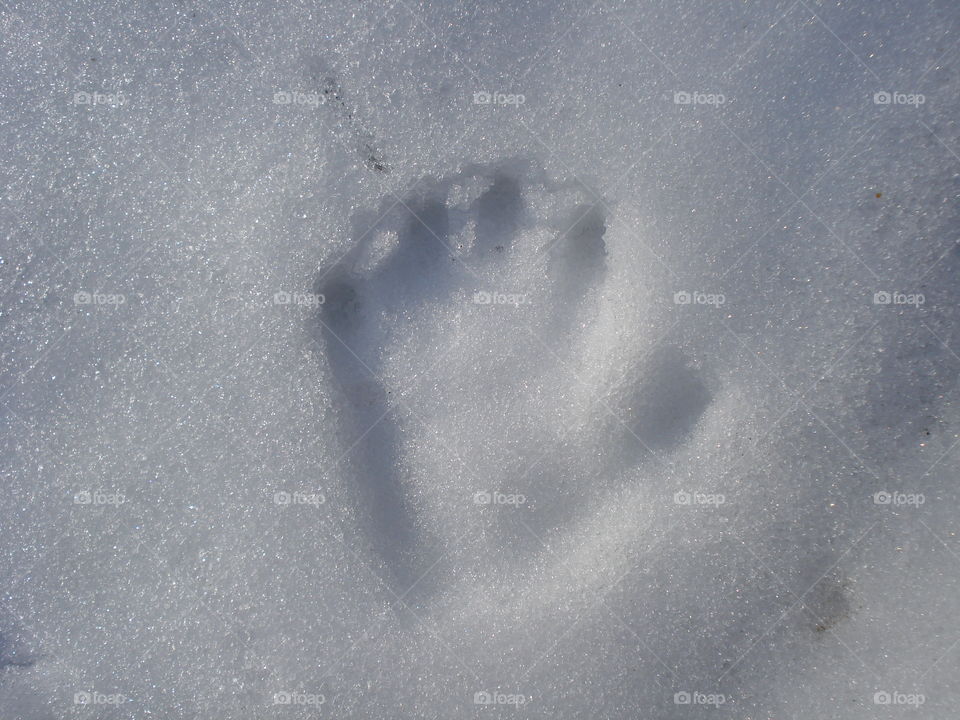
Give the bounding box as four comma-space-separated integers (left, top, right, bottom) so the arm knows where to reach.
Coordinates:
314, 160, 711, 595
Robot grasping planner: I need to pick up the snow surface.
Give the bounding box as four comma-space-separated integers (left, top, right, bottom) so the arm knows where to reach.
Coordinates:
1, 0, 959, 718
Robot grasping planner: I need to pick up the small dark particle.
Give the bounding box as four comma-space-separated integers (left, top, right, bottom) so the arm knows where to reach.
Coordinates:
875, 192, 882, 198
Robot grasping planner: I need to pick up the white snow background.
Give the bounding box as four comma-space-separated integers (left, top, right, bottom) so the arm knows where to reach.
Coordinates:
1, 0, 958, 718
